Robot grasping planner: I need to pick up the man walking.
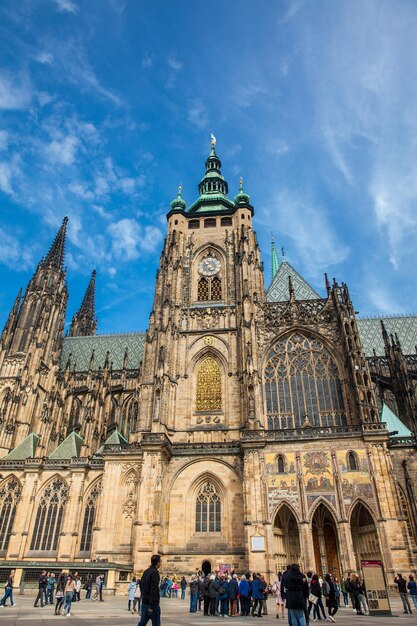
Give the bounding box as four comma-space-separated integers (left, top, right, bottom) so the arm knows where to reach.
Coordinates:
138, 554, 162, 626
395, 573, 412, 614
0, 569, 16, 608
34, 570, 48, 608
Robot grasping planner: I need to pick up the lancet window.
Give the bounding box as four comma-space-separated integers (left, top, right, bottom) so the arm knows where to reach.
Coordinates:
265, 333, 346, 430
196, 357, 222, 411
30, 478, 68, 551
195, 482, 221, 532
68, 397, 81, 431
80, 481, 102, 553
0, 477, 22, 552
0, 391, 11, 421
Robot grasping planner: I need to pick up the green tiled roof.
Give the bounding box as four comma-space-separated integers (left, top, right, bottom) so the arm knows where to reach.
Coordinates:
380, 401, 413, 437
48, 431, 83, 459
60, 333, 145, 371
266, 259, 321, 302
95, 428, 128, 455
4, 433, 40, 460
357, 316, 417, 356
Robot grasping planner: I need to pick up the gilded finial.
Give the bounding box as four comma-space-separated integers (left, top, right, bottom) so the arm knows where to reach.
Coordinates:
239, 176, 244, 191
210, 133, 217, 147
178, 183, 182, 195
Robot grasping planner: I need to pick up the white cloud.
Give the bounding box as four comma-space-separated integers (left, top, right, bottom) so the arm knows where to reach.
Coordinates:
35, 51, 54, 64
0, 72, 32, 110
167, 55, 183, 71
108, 218, 142, 260
108, 219, 162, 260
188, 99, 208, 129
0, 159, 21, 195
262, 190, 349, 273
92, 204, 112, 220
54, 0, 77, 12
142, 54, 153, 68
0, 131, 8, 151
44, 135, 78, 165
68, 181, 94, 200
0, 227, 34, 270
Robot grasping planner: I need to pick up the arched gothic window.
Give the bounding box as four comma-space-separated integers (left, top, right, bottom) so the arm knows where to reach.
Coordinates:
211, 276, 222, 300
68, 397, 81, 431
79, 481, 102, 553
277, 455, 286, 474
347, 452, 358, 471
0, 477, 22, 552
196, 357, 222, 411
196, 482, 221, 532
197, 276, 222, 302
265, 333, 346, 430
0, 391, 11, 421
30, 478, 68, 551
198, 277, 209, 301
128, 400, 139, 434
110, 397, 118, 425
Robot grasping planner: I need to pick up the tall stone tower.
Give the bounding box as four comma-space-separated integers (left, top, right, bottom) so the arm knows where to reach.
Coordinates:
0, 218, 69, 456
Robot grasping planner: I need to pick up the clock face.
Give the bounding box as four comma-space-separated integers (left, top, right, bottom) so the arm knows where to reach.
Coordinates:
198, 257, 221, 276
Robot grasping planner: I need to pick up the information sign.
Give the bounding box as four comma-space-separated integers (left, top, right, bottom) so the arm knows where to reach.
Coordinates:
361, 560, 391, 616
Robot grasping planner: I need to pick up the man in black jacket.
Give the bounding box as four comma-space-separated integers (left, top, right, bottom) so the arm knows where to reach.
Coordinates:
34, 570, 48, 608
138, 554, 162, 626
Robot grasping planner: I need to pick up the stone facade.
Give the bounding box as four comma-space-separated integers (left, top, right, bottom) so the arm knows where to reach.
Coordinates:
0, 142, 416, 589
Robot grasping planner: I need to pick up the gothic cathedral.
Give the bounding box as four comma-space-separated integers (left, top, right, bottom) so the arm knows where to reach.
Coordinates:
0, 140, 416, 591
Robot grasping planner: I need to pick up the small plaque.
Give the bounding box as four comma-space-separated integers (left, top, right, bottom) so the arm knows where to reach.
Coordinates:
251, 536, 265, 552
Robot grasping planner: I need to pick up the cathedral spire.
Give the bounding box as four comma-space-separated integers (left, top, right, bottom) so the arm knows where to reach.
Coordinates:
69, 270, 98, 337
40, 216, 68, 270
271, 235, 279, 280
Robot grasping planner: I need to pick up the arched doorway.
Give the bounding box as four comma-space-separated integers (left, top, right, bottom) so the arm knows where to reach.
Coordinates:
312, 503, 341, 578
202, 560, 211, 576
350, 502, 382, 569
273, 504, 301, 572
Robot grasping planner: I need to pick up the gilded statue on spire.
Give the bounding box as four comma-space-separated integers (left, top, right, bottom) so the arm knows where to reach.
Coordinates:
211, 133, 217, 147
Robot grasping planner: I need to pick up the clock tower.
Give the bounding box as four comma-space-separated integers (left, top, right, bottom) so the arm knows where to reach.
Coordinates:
134, 139, 265, 570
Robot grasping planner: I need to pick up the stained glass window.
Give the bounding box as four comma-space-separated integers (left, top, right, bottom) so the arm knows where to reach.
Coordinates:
30, 478, 68, 551
348, 452, 358, 471
196, 482, 221, 532
0, 477, 22, 552
68, 397, 81, 430
80, 482, 102, 553
196, 357, 222, 411
265, 333, 346, 430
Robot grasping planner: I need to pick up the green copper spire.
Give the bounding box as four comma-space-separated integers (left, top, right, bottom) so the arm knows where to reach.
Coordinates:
170, 184, 186, 211
271, 235, 279, 279
234, 176, 250, 206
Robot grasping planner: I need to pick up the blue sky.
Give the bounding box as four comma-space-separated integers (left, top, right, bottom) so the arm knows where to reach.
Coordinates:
0, 0, 416, 334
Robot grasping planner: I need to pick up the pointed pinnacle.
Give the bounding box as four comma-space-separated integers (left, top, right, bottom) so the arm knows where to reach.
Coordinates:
79, 270, 96, 318
271, 235, 279, 280
42, 216, 68, 270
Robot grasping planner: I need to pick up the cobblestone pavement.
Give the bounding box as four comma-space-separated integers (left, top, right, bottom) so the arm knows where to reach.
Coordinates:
0, 595, 414, 625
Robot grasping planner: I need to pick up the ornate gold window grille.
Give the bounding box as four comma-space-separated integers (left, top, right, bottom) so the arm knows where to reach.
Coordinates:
196, 357, 222, 411
265, 333, 346, 430
197, 277, 209, 301
195, 482, 221, 532
211, 276, 222, 300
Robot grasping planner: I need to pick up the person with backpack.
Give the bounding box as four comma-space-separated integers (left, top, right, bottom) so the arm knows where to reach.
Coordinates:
189, 574, 199, 613
133, 578, 142, 614
394, 573, 412, 614
228, 574, 239, 617
208, 574, 218, 616
128, 577, 137, 613
203, 574, 211, 615
180, 576, 187, 600
407, 574, 417, 611
322, 574, 338, 622
0, 569, 16, 608
239, 574, 251, 617
217, 575, 229, 617
34, 570, 48, 608
54, 573, 66, 615
251, 573, 265, 618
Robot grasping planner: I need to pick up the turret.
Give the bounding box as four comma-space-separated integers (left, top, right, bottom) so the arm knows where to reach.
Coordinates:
69, 270, 98, 337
